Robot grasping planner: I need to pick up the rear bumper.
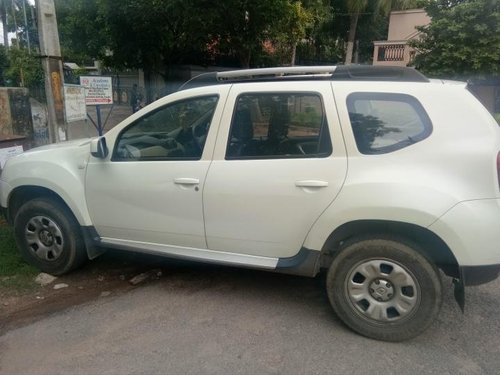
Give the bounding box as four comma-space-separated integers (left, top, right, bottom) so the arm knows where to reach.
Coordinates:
461, 264, 500, 286
429, 198, 500, 267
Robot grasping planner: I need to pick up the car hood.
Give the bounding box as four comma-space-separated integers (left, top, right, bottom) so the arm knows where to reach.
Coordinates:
2, 138, 94, 171
24, 138, 93, 154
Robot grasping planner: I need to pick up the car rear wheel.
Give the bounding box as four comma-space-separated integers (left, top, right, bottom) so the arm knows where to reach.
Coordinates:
326, 236, 442, 342
14, 198, 87, 275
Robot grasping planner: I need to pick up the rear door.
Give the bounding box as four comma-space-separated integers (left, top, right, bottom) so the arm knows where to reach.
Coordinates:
203, 82, 348, 258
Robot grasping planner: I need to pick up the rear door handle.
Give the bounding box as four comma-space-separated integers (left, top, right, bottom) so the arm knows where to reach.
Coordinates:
174, 178, 200, 185
295, 180, 329, 188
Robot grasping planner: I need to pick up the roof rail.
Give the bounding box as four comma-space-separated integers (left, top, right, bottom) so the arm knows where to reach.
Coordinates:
332, 65, 429, 82
178, 65, 428, 90
218, 65, 337, 79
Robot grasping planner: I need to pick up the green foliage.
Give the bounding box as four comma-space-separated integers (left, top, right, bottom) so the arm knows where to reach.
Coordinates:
342, 0, 419, 64
205, 0, 300, 67
270, 1, 315, 65
56, 0, 324, 71
0, 44, 7, 85
411, 0, 500, 79
55, 0, 105, 65
296, 0, 343, 64
4, 47, 43, 88
0, 225, 37, 291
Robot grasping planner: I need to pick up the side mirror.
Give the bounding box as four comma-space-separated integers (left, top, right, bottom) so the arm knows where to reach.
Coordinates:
90, 137, 109, 158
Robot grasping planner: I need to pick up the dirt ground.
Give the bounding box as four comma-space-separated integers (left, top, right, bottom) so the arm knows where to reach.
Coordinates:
0, 104, 138, 333
0, 249, 172, 335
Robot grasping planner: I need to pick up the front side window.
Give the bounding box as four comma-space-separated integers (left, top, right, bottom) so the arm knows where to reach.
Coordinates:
113, 96, 218, 161
347, 93, 432, 154
226, 93, 332, 159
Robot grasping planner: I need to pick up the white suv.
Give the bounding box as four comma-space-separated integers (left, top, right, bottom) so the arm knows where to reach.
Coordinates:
1, 66, 500, 341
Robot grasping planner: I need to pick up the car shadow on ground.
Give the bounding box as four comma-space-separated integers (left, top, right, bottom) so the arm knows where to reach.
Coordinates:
0, 248, 337, 335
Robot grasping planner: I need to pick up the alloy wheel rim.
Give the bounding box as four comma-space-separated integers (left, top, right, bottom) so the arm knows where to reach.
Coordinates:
345, 259, 421, 323
25, 216, 64, 262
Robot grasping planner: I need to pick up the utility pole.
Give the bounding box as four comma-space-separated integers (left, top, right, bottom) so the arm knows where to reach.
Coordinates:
36, 0, 65, 143
22, 0, 31, 53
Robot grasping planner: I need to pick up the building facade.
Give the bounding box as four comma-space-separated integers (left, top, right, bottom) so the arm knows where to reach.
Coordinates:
373, 9, 430, 67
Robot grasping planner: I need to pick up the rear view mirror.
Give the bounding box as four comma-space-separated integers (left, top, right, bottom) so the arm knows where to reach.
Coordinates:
90, 137, 109, 158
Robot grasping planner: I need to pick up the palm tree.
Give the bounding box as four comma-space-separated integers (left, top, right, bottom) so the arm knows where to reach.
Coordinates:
344, 0, 417, 64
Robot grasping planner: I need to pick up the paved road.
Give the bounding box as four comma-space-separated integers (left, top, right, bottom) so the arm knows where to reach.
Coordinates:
66, 104, 132, 140
1, 264, 499, 375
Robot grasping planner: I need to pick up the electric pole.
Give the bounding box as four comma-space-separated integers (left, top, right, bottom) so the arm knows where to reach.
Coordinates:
36, 0, 65, 143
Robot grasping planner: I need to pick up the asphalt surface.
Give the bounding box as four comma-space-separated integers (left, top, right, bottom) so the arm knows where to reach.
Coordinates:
66, 104, 131, 140
0, 264, 499, 375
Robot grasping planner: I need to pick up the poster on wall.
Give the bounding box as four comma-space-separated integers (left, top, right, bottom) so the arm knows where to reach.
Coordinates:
63, 84, 87, 123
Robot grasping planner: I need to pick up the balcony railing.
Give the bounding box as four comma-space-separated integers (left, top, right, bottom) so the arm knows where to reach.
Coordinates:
377, 43, 406, 61
373, 41, 413, 66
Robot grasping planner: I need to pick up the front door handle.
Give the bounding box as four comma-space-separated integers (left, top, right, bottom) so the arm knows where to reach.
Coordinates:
174, 178, 200, 185
295, 180, 329, 188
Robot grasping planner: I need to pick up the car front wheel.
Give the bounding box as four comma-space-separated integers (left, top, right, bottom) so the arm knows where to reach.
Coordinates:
13, 198, 87, 276
326, 236, 442, 342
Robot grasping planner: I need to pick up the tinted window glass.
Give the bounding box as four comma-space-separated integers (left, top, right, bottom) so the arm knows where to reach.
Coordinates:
113, 96, 218, 161
347, 93, 432, 154
226, 93, 332, 159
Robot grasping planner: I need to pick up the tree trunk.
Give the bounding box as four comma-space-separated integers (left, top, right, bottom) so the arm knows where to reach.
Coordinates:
290, 43, 297, 66
239, 49, 251, 69
1, 1, 8, 47
344, 13, 359, 65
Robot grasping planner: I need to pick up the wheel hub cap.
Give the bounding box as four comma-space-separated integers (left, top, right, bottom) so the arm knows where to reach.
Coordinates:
369, 279, 394, 302
25, 216, 64, 262
39, 229, 54, 246
345, 259, 420, 322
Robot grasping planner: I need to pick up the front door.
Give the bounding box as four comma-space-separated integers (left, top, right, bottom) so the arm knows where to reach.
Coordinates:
85, 95, 220, 249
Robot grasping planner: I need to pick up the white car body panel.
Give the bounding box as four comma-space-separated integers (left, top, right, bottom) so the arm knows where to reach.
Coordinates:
428, 198, 500, 266
85, 85, 231, 249
203, 82, 348, 258
0, 139, 94, 225
1, 74, 500, 272
302, 82, 500, 266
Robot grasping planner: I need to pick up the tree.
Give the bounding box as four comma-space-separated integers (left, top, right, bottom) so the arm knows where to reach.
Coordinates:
55, 0, 105, 64
98, 0, 215, 101
344, 0, 417, 64
0, 0, 8, 47
0, 44, 7, 84
207, 0, 297, 68
296, 0, 345, 65
271, 1, 314, 65
4, 46, 43, 87
0, 0, 36, 49
411, 0, 500, 78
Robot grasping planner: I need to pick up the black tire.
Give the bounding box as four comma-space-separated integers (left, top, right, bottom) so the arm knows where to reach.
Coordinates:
326, 236, 442, 342
13, 198, 88, 276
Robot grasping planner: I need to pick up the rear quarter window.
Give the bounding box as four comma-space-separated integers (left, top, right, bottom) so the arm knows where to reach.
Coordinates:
346, 93, 432, 154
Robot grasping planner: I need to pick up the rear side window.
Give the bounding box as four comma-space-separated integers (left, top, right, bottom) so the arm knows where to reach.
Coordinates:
347, 93, 432, 154
226, 93, 332, 159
